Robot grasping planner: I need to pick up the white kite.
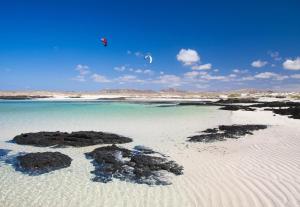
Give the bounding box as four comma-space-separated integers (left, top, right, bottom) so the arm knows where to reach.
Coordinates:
144, 55, 153, 64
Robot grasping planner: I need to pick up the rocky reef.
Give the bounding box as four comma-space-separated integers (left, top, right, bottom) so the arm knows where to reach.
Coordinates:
16, 152, 72, 175
13, 131, 133, 147
86, 144, 183, 185
188, 124, 268, 142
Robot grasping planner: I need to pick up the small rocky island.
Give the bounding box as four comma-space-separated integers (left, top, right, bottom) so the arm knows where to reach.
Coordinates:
13, 131, 133, 147
188, 124, 268, 142
86, 144, 183, 185
17, 152, 72, 175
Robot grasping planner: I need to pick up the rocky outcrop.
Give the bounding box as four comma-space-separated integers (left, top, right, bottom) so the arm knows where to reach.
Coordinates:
251, 102, 300, 119
216, 98, 258, 104
13, 131, 133, 147
17, 152, 72, 174
86, 145, 183, 185
188, 124, 267, 142
219, 105, 255, 111
270, 107, 300, 119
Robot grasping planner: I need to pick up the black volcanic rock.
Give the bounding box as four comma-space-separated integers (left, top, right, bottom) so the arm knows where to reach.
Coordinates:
178, 101, 214, 106
86, 144, 183, 185
271, 106, 300, 119
216, 98, 258, 104
13, 131, 133, 147
188, 124, 267, 143
250, 102, 300, 119
219, 105, 255, 111
251, 101, 300, 108
201, 128, 219, 133
17, 152, 72, 174
219, 124, 267, 137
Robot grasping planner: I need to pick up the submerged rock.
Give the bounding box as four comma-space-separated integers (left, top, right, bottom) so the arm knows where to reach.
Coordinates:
0, 149, 11, 157
0, 149, 12, 164
188, 124, 267, 143
17, 152, 72, 174
13, 131, 133, 147
86, 144, 183, 185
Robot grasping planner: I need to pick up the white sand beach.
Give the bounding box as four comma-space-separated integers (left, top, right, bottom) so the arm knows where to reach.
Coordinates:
0, 100, 299, 207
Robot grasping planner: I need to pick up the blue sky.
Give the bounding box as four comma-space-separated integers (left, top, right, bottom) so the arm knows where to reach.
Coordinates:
0, 0, 300, 91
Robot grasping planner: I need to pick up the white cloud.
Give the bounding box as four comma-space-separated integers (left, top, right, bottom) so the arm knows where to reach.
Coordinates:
290, 74, 300, 79
176, 49, 200, 65
233, 69, 240, 73
133, 69, 154, 75
268, 51, 281, 61
114, 65, 126, 72
283, 57, 300, 70
91, 74, 111, 83
155, 74, 182, 87
143, 69, 154, 75
134, 69, 143, 73
191, 63, 212, 70
251, 60, 268, 68
73, 64, 90, 82
75, 64, 90, 75
254, 72, 288, 80
200, 74, 228, 81
184, 71, 201, 79
134, 52, 143, 57
117, 75, 144, 83
233, 69, 248, 74
242, 76, 255, 81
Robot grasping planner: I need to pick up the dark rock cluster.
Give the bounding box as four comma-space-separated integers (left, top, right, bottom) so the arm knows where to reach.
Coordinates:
219, 105, 255, 111
216, 98, 258, 104
188, 124, 267, 142
251, 101, 300, 108
86, 144, 183, 185
13, 131, 133, 147
159, 99, 300, 120
270, 107, 300, 119
251, 102, 300, 119
16, 152, 72, 175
